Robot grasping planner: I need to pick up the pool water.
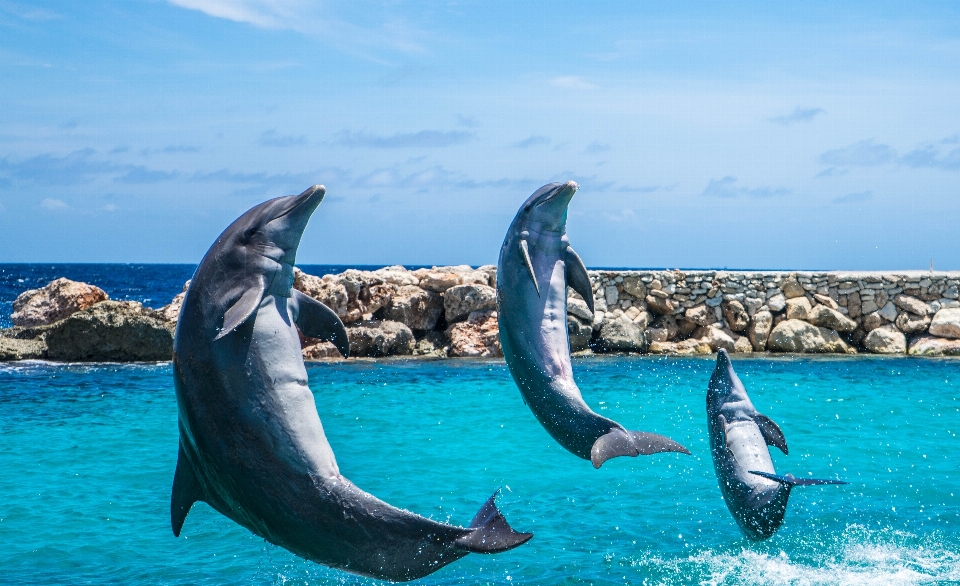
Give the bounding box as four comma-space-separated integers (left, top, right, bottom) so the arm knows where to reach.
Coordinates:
0, 356, 957, 585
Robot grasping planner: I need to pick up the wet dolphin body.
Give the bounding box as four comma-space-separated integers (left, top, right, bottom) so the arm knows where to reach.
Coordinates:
497, 181, 690, 468
171, 185, 531, 581
707, 349, 846, 540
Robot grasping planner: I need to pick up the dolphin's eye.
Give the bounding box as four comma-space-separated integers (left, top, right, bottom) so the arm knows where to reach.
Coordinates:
240, 227, 258, 244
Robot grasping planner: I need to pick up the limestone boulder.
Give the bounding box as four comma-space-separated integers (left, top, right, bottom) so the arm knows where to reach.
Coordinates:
806, 304, 857, 333
650, 314, 679, 340
893, 294, 932, 316
692, 326, 735, 352
767, 319, 853, 353
748, 310, 773, 351
12, 278, 109, 327
722, 300, 749, 332
813, 294, 839, 310
767, 293, 787, 313
567, 297, 594, 321
295, 269, 395, 324
685, 305, 717, 326
383, 285, 443, 330
419, 271, 462, 292
908, 335, 960, 356
346, 320, 414, 357
733, 335, 754, 354
895, 312, 931, 335
785, 297, 811, 320
645, 294, 678, 316
929, 308, 960, 339
863, 325, 906, 354
862, 311, 884, 332
448, 310, 501, 357
780, 278, 805, 299
444, 284, 497, 323
621, 276, 646, 299
302, 341, 345, 361
568, 315, 593, 351
0, 336, 46, 361
159, 280, 190, 322
294, 269, 349, 319
648, 339, 713, 355
597, 318, 646, 353
44, 301, 174, 362
413, 331, 449, 357
372, 265, 421, 286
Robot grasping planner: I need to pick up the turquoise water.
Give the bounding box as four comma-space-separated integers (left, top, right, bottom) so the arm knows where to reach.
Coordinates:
1, 356, 958, 585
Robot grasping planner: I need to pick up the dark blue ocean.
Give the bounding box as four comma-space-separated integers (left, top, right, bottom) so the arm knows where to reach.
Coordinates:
0, 264, 959, 584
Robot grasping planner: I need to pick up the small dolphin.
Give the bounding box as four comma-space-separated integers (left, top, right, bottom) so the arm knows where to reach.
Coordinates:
706, 349, 846, 540
172, 185, 531, 581
497, 181, 690, 468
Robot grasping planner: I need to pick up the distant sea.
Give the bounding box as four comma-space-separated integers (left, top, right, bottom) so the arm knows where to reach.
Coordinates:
0, 263, 432, 328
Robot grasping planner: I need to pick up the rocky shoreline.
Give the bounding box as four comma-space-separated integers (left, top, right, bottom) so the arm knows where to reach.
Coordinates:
3, 267, 960, 362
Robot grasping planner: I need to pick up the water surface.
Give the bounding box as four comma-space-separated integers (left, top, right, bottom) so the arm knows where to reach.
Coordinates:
0, 356, 957, 584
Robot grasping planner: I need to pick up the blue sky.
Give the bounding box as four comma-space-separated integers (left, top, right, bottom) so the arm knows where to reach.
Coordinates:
2, 1, 960, 269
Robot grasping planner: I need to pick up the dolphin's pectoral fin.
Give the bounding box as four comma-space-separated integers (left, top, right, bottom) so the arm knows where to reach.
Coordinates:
292, 290, 350, 358
749, 470, 848, 486
754, 413, 788, 455
519, 240, 540, 297
215, 281, 265, 341
454, 490, 533, 554
564, 246, 594, 314
590, 428, 691, 468
171, 444, 204, 537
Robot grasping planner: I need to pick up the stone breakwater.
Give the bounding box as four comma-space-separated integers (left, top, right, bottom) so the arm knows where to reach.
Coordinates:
2, 268, 960, 362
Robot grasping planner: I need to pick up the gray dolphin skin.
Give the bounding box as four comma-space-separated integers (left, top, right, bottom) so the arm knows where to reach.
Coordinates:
707, 348, 846, 540
497, 181, 690, 468
171, 185, 532, 581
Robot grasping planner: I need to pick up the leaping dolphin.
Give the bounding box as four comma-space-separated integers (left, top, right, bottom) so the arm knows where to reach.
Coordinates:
171, 185, 532, 581
707, 348, 846, 540
497, 181, 690, 468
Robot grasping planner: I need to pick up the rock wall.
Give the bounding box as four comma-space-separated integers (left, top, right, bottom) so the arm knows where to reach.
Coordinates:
4, 268, 960, 362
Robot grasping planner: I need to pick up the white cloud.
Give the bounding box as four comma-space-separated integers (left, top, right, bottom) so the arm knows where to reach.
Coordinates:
166, 0, 304, 29
550, 76, 597, 90
40, 198, 69, 211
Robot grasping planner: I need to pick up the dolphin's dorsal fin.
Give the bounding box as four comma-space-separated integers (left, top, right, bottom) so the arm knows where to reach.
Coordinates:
292, 289, 350, 358
564, 245, 594, 314
171, 443, 204, 537
519, 240, 540, 297
215, 280, 265, 341
754, 413, 788, 455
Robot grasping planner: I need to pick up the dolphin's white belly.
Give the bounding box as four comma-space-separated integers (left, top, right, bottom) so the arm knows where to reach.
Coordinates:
244, 296, 340, 479
725, 420, 777, 490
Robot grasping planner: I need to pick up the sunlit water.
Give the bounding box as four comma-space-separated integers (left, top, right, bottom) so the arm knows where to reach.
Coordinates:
0, 356, 957, 585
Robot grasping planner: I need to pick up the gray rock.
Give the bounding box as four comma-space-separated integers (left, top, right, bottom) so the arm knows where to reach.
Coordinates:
929, 308, 960, 339
748, 310, 773, 351
846, 292, 862, 318
733, 335, 754, 353
862, 311, 884, 332
412, 331, 449, 357
785, 297, 811, 320
383, 285, 443, 330
806, 304, 857, 333
650, 314, 679, 340
12, 278, 109, 327
895, 312, 930, 335
813, 293, 839, 310
878, 301, 898, 322
443, 284, 497, 323
44, 301, 174, 362
0, 337, 46, 361
721, 299, 749, 332
743, 297, 764, 317
302, 341, 345, 361
647, 339, 712, 355
346, 320, 415, 357
621, 276, 646, 299
567, 297, 594, 321
692, 326, 735, 352
908, 335, 960, 356
645, 294, 678, 315
598, 318, 646, 353
767, 319, 853, 353
568, 315, 593, 351
766, 293, 787, 313
863, 325, 906, 354
448, 310, 501, 357
685, 304, 717, 326
780, 278, 805, 299
893, 294, 931, 316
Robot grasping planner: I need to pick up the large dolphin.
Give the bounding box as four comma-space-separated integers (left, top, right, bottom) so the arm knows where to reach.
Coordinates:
497, 181, 690, 468
707, 348, 846, 540
171, 185, 532, 581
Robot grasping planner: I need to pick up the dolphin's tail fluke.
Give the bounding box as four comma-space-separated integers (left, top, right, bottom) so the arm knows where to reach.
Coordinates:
454, 490, 533, 554
749, 470, 848, 486
171, 443, 205, 537
590, 428, 691, 469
